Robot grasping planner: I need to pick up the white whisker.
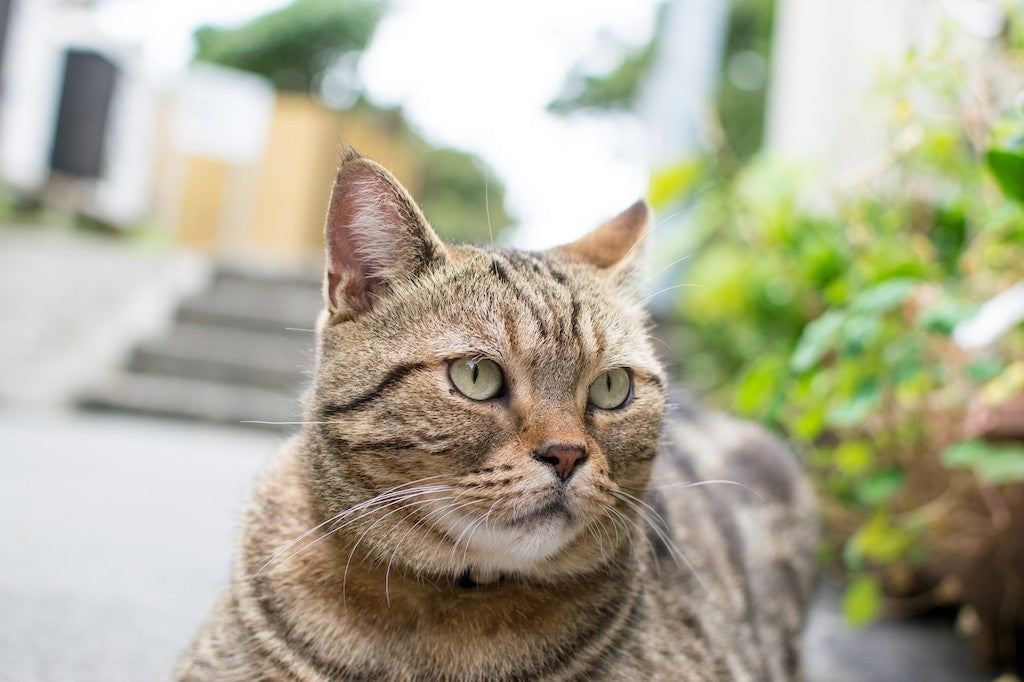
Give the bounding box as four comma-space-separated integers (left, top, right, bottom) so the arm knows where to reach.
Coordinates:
254, 475, 454, 576
629, 251, 703, 296
639, 479, 765, 501
611, 489, 710, 594
637, 283, 704, 308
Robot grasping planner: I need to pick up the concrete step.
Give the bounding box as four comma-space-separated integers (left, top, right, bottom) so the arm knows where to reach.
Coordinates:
78, 372, 303, 428
176, 276, 322, 336
75, 264, 323, 427
126, 323, 314, 391
215, 264, 321, 289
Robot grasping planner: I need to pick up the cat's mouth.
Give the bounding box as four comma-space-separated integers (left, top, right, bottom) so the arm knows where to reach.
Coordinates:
504, 498, 572, 527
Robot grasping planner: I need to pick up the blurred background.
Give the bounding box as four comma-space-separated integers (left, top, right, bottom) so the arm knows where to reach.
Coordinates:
1, 0, 1023, 680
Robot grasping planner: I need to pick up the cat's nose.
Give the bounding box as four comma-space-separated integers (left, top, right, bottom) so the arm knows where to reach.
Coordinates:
532, 441, 588, 481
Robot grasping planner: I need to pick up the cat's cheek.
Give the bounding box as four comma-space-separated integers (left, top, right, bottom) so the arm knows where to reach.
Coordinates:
587, 410, 663, 485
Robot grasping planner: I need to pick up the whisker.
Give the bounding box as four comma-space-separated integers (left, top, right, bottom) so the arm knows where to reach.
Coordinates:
629, 251, 703, 296
611, 489, 710, 594
610, 201, 712, 276
265, 489, 452, 578
648, 334, 677, 357
381, 495, 464, 606
484, 174, 494, 247
240, 420, 343, 425
343, 495, 463, 604
634, 479, 765, 501
637, 283, 704, 308
382, 491, 484, 597
255, 478, 454, 576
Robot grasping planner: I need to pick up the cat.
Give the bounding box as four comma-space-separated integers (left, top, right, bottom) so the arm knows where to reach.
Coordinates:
176, 149, 818, 681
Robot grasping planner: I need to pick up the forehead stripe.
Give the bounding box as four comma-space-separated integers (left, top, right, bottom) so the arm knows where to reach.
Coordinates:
490, 254, 552, 339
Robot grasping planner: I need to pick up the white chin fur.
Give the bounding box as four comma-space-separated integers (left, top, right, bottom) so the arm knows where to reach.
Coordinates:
434, 509, 578, 572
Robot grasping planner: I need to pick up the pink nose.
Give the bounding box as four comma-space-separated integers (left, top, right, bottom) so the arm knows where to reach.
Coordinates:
533, 442, 588, 481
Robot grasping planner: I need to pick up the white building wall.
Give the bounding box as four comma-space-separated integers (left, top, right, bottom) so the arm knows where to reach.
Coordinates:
0, 0, 156, 225
765, 0, 1000, 181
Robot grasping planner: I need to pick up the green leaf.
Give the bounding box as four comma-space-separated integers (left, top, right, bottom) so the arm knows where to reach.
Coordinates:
789, 404, 827, 441
834, 441, 874, 476
978, 456, 1024, 484
733, 356, 786, 417
840, 315, 882, 356
981, 362, 1024, 404
931, 202, 966, 273
849, 279, 916, 314
827, 378, 882, 427
966, 358, 1007, 383
843, 575, 883, 627
942, 439, 1024, 484
918, 298, 976, 335
791, 311, 844, 373
648, 161, 704, 209
986, 147, 1024, 204
855, 468, 906, 506
941, 439, 994, 468
849, 513, 917, 565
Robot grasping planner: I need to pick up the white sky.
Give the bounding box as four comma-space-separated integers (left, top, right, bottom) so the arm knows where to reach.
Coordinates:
95, 0, 661, 248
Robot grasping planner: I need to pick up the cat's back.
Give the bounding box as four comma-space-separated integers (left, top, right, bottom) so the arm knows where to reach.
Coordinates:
640, 394, 818, 680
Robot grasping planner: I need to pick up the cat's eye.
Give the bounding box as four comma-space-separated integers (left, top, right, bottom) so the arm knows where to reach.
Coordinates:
588, 368, 632, 409
449, 358, 504, 401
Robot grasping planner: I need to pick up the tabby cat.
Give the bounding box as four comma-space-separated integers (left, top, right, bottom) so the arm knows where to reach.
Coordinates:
176, 150, 818, 681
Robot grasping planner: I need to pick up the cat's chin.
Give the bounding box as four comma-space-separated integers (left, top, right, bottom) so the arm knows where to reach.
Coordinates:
436, 507, 582, 574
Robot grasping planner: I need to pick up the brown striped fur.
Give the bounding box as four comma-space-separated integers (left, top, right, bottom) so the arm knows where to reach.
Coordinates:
176, 152, 818, 681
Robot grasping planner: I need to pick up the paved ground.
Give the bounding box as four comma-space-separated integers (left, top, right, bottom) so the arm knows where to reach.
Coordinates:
0, 226, 206, 409
0, 409, 1000, 682
0, 410, 282, 681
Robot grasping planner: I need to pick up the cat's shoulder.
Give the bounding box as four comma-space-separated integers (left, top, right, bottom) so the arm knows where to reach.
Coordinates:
659, 391, 812, 511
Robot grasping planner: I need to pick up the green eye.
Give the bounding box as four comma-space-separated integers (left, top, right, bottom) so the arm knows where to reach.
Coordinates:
449, 358, 504, 400
588, 368, 631, 409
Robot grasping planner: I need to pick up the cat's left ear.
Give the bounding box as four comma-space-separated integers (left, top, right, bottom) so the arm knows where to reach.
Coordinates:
323, 150, 447, 317
549, 200, 650, 281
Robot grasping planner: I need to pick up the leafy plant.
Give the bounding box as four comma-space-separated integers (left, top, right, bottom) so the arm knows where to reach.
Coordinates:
655, 33, 1024, 639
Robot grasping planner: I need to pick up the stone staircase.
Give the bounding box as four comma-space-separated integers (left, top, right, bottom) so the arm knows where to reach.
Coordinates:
79, 267, 323, 429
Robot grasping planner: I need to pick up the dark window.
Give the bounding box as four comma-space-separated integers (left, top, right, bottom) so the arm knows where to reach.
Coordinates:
49, 48, 119, 178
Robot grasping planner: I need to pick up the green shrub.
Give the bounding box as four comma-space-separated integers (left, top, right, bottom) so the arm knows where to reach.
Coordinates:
656, 37, 1024, 625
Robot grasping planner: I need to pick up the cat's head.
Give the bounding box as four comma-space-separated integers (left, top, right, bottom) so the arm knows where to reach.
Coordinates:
306, 150, 665, 583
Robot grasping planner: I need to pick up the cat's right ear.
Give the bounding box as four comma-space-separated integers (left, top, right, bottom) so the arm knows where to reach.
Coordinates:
323, 150, 447, 317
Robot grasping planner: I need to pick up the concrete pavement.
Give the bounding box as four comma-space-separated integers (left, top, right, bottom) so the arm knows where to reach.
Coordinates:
0, 410, 282, 681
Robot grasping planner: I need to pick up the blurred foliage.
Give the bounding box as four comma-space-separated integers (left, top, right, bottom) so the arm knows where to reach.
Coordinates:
548, 0, 775, 164
417, 148, 513, 245
193, 0, 382, 94
654, 31, 1024, 629
192, 0, 513, 245
547, 31, 660, 115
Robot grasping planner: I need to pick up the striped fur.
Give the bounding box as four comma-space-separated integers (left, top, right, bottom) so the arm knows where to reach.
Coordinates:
177, 155, 818, 681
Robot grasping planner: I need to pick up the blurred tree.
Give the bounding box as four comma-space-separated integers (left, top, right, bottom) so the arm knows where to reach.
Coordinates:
717, 0, 775, 163
193, 0, 382, 94
417, 147, 513, 245
191, 0, 514, 244
547, 36, 659, 115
